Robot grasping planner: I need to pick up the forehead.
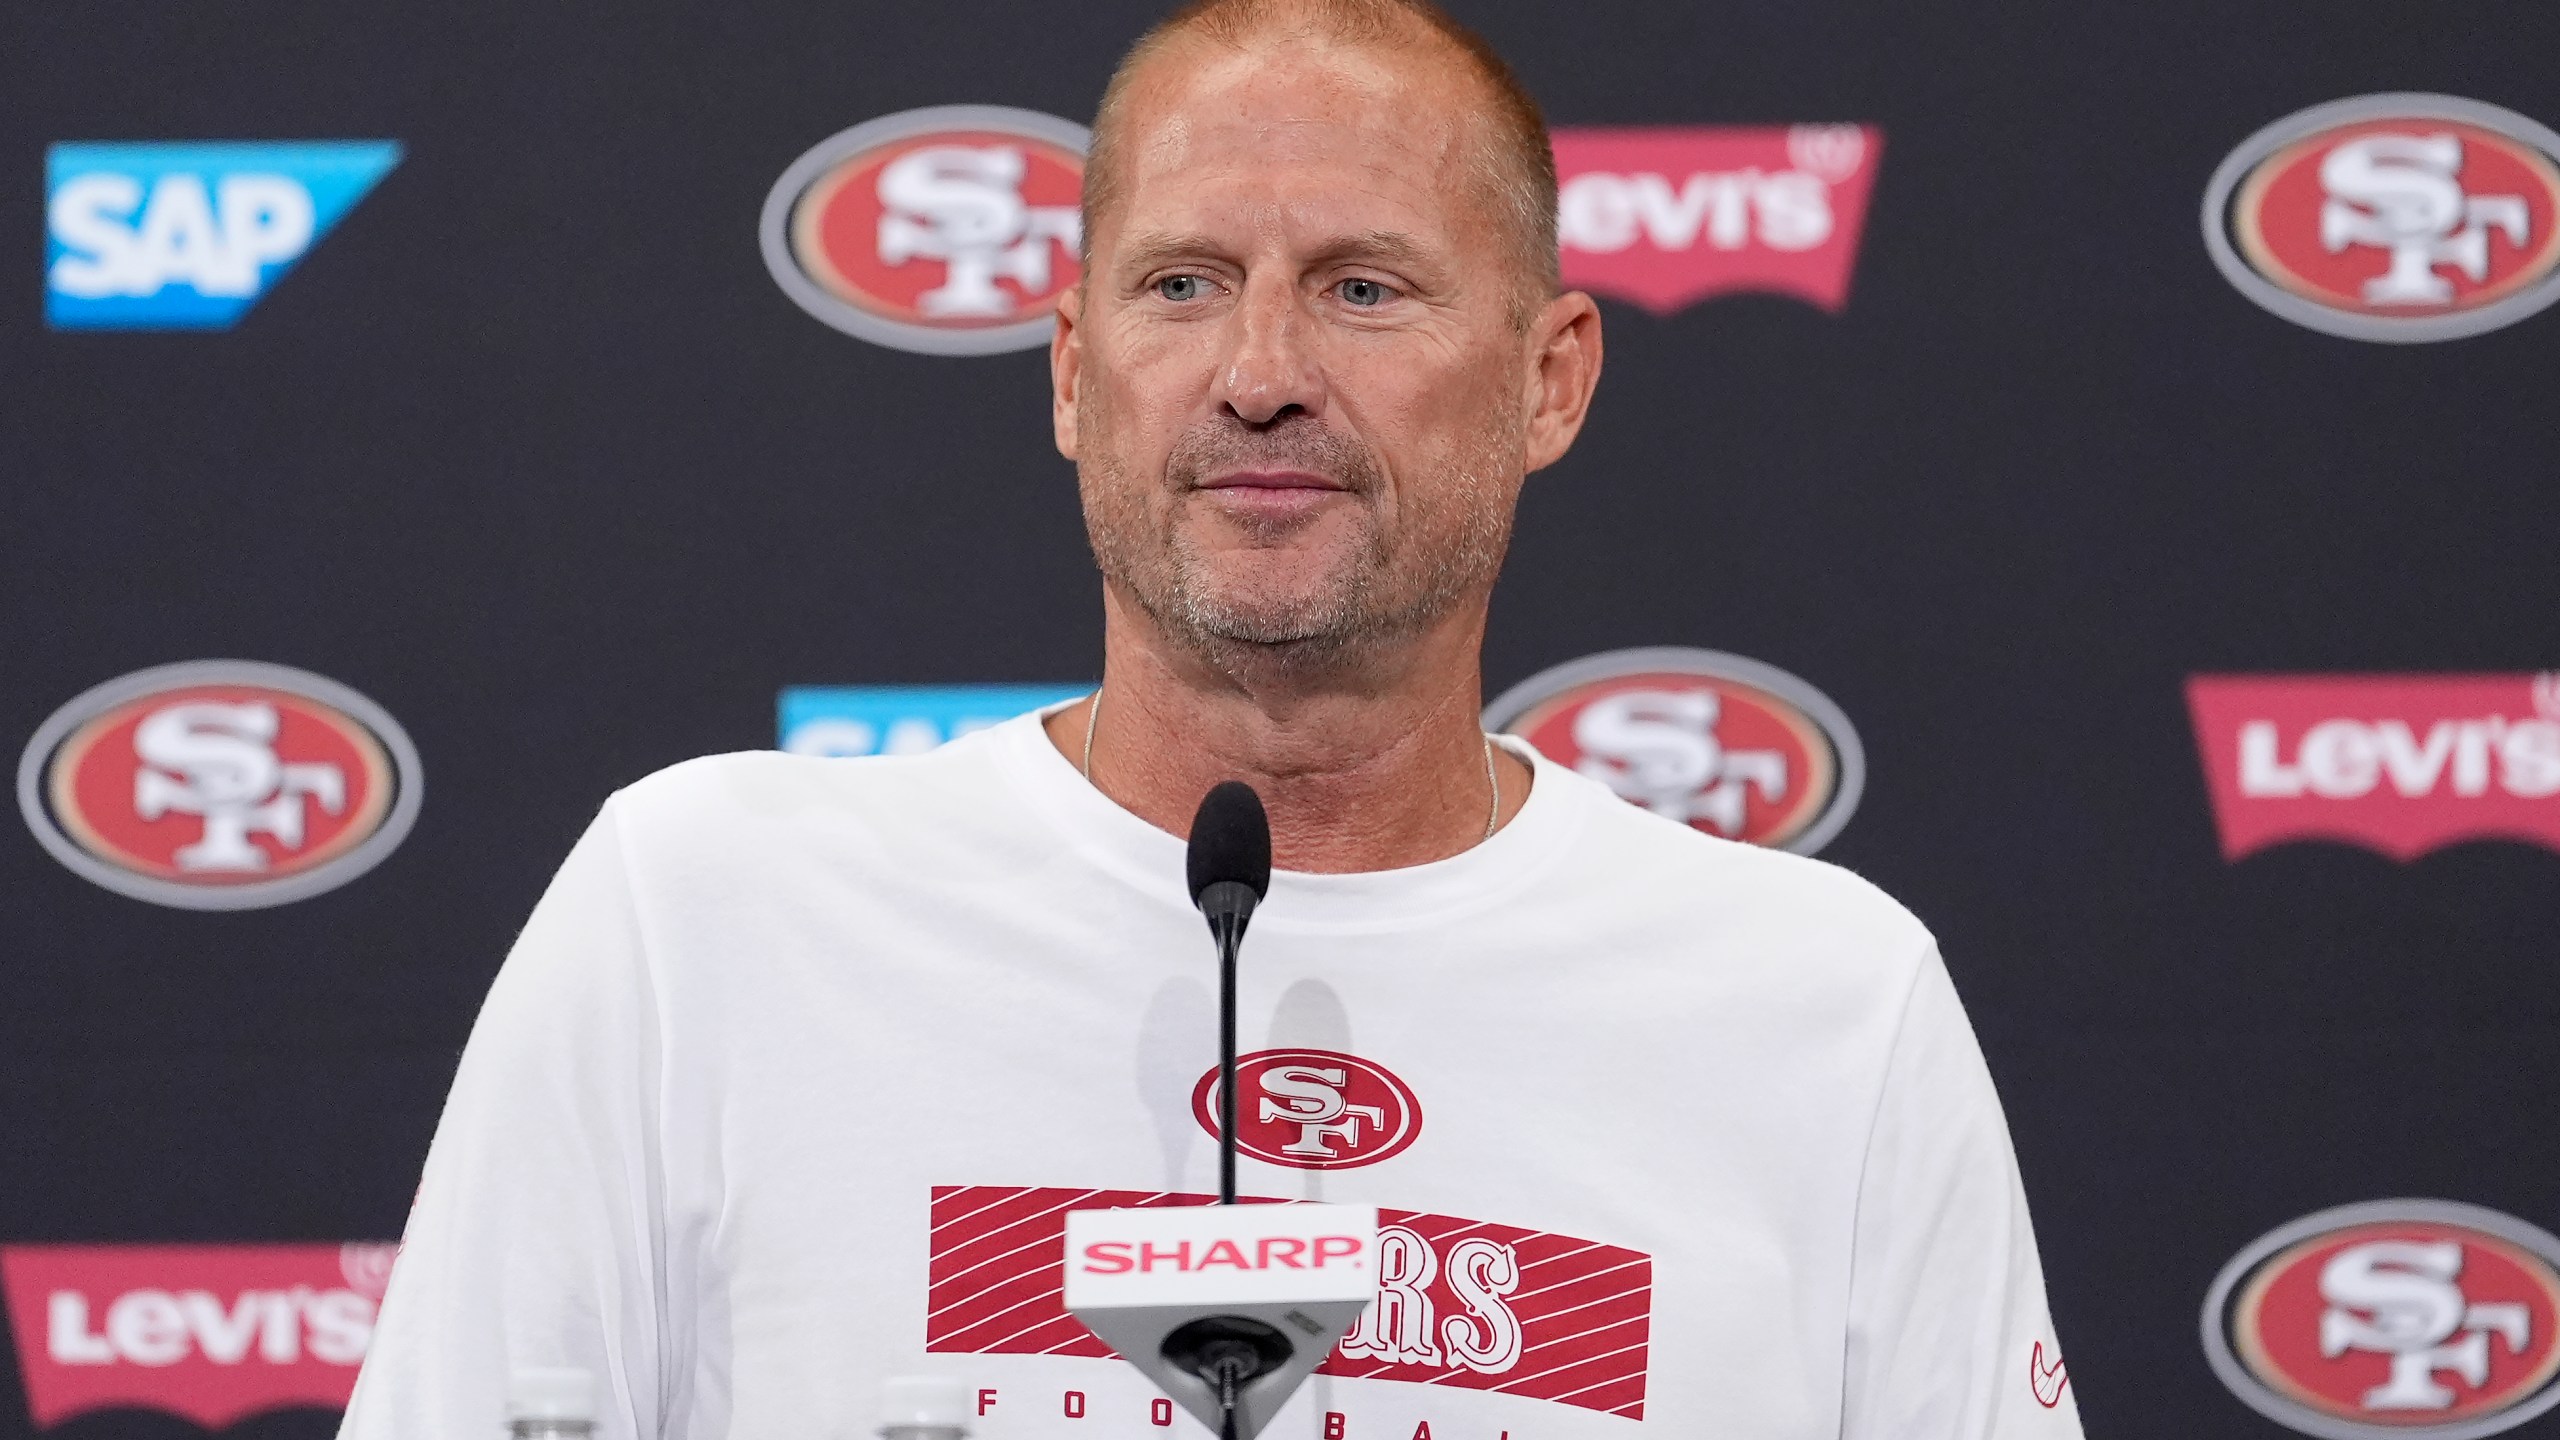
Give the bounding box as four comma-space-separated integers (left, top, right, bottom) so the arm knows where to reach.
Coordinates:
1107, 35, 1491, 244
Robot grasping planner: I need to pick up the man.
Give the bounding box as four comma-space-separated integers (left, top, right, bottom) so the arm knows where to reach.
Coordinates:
344, 1, 2084, 1436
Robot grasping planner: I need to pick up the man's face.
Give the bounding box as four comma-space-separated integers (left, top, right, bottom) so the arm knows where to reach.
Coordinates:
1055, 37, 1548, 662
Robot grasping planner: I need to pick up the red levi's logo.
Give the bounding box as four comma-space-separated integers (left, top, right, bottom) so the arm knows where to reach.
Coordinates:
1550, 125, 1882, 315
0, 1244, 394, 1429
928, 1186, 1653, 1419
1191, 1049, 1423, 1170
2186, 674, 2560, 860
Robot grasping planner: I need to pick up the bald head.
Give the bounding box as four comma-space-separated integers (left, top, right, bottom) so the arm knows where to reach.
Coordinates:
1082, 0, 1559, 316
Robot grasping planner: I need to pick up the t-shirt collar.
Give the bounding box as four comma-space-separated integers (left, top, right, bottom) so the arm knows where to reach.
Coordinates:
990, 702, 1588, 935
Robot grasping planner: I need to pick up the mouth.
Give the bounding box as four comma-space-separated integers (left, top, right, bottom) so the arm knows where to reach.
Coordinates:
1192, 469, 1353, 525
1196, 469, 1348, 493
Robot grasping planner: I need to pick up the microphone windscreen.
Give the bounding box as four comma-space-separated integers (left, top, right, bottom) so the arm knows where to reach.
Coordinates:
1186, 780, 1272, 906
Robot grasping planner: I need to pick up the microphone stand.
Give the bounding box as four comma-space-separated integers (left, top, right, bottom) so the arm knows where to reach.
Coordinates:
1195, 884, 1261, 1440
1210, 904, 1243, 1206
1184, 781, 1274, 1438
1082, 781, 1365, 1440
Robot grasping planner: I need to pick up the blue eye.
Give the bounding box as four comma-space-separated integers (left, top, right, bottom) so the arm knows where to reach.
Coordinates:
1339, 279, 1389, 306
1156, 275, 1205, 302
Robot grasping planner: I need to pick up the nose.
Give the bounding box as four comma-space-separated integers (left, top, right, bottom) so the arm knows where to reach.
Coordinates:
1214, 274, 1325, 427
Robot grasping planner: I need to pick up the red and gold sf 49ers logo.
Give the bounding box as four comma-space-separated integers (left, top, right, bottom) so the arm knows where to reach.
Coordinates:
1487, 647, 1866, 856
2205, 1200, 2560, 1437
2206, 94, 2560, 341
1191, 1048, 1423, 1170
17, 661, 421, 909
761, 105, 1087, 356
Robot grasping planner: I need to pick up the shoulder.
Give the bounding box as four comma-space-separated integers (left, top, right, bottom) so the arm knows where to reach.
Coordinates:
596, 729, 1018, 870
1542, 759, 1937, 985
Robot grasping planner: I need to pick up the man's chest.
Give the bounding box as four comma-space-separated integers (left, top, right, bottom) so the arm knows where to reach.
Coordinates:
645, 915, 1880, 1438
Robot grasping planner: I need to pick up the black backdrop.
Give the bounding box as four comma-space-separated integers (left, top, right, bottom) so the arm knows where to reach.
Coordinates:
6, 0, 2560, 1435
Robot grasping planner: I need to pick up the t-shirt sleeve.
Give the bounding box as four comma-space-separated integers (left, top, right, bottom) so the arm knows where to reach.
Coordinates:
339, 798, 668, 1439
1841, 946, 2084, 1440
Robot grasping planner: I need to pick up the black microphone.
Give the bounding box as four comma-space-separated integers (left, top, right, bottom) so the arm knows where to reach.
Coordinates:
1179, 781, 1277, 1438
1186, 780, 1270, 1208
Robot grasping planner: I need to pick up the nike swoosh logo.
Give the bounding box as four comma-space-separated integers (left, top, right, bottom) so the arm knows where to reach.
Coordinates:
2030, 1340, 2070, 1408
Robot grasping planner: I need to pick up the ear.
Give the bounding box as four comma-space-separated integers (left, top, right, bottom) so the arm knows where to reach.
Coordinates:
1052, 285, 1084, 461
1521, 290, 1603, 474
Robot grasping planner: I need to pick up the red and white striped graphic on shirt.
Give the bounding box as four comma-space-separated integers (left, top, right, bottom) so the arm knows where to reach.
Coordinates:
924, 1185, 1653, 1420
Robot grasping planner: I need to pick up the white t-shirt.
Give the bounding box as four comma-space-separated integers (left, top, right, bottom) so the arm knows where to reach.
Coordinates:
341, 710, 2084, 1440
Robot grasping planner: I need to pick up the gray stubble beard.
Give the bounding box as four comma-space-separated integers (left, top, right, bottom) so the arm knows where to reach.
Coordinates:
1079, 404, 1521, 678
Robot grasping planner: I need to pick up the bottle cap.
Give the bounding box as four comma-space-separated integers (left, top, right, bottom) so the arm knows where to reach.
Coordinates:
508, 1366, 597, 1421
879, 1375, 970, 1431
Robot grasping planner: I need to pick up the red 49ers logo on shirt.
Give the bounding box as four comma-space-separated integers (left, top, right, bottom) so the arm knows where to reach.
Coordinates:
1192, 1049, 1423, 1170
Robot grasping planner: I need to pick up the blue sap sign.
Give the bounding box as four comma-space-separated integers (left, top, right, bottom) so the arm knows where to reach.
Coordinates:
46, 141, 402, 329
779, 685, 1089, 757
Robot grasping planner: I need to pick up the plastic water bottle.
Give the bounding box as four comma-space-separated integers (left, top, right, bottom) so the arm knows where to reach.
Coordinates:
508, 1366, 596, 1438
878, 1375, 970, 1440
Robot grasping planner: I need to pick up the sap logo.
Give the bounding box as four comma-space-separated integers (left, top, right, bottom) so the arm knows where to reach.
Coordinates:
778, 684, 1087, 757
46, 141, 402, 330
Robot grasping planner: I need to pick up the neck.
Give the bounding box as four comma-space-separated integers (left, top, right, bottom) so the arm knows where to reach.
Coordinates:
1044, 582, 1531, 872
